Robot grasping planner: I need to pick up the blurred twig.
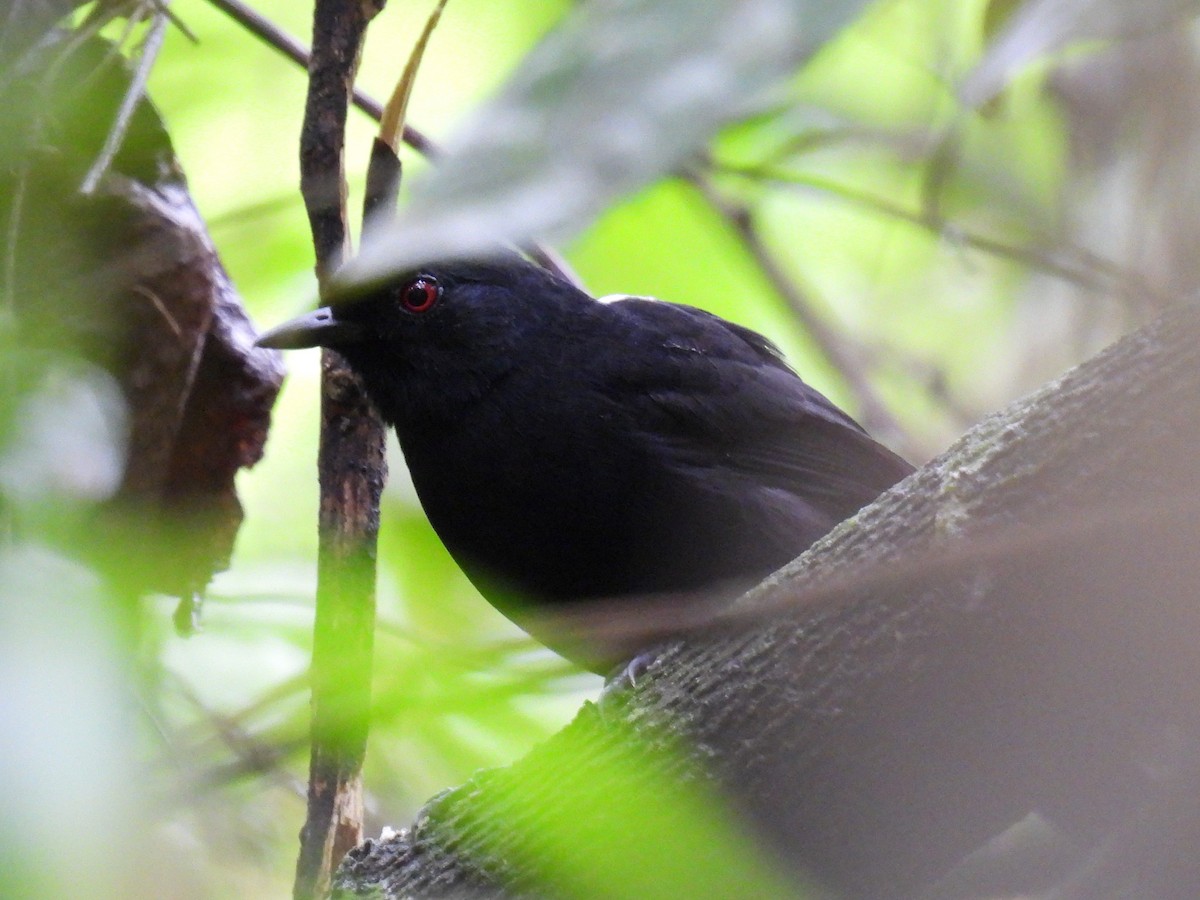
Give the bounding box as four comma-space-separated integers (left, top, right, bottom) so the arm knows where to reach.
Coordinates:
80, 5, 169, 192
169, 675, 308, 802
865, 339, 978, 429
687, 168, 910, 447
2, 0, 117, 313
173, 670, 310, 746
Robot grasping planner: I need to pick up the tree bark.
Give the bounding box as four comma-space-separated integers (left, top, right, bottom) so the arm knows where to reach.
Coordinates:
332, 300, 1200, 899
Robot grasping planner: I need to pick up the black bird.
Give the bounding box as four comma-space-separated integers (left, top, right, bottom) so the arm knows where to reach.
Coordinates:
258, 255, 913, 671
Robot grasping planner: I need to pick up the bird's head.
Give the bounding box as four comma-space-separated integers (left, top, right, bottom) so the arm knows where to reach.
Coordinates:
256, 254, 591, 425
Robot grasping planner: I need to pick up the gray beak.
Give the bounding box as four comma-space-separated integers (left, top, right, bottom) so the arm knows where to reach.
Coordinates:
255, 307, 366, 349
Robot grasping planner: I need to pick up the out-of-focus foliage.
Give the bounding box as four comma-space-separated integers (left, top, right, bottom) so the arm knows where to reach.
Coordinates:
347, 0, 873, 280
3, 0, 1198, 895
963, 0, 1200, 104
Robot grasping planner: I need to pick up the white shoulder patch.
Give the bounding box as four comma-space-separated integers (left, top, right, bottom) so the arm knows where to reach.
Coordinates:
597, 293, 659, 305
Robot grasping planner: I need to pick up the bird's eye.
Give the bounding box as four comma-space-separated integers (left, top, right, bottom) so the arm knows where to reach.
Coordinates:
400, 276, 440, 313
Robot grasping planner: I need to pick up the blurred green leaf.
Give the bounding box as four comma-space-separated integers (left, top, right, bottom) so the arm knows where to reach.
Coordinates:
453, 715, 812, 899
962, 0, 1200, 105
344, 0, 873, 284
0, 543, 139, 900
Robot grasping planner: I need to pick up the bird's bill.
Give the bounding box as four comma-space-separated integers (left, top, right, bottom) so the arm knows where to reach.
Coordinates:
254, 307, 365, 350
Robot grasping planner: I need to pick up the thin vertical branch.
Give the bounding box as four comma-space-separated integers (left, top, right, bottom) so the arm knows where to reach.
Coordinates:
295, 0, 386, 898
205, 0, 436, 156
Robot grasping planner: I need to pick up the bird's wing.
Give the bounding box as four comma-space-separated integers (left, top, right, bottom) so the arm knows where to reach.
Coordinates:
600, 297, 914, 518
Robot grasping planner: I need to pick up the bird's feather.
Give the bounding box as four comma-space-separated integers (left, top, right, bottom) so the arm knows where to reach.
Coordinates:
602, 297, 912, 518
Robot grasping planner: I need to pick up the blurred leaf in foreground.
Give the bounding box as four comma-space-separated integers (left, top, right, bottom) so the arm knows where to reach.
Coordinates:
963, 0, 1200, 105
345, 0, 872, 284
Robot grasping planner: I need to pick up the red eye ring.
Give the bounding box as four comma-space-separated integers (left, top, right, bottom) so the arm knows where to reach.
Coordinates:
400, 276, 440, 313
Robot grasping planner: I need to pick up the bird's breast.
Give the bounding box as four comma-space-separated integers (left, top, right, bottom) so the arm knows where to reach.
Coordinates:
396, 394, 658, 602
